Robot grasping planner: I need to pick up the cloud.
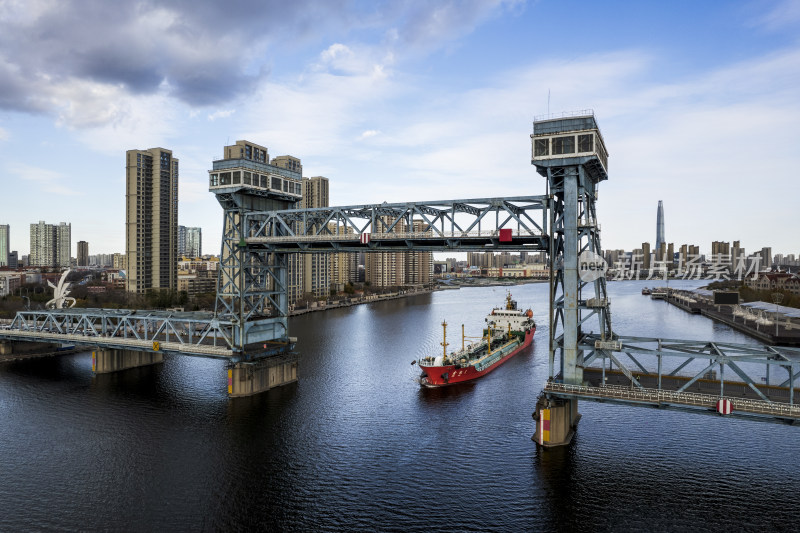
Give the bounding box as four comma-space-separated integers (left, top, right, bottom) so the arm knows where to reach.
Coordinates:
358, 130, 381, 140
754, 0, 800, 31
0, 0, 517, 128
0, 126, 8, 141
208, 109, 236, 121
10, 163, 83, 196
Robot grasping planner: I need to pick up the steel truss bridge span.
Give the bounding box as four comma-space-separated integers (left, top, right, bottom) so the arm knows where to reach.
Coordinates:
544, 334, 800, 421
5, 309, 240, 359
243, 196, 548, 252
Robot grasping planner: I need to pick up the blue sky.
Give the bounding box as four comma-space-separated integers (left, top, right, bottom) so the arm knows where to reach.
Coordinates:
0, 0, 798, 259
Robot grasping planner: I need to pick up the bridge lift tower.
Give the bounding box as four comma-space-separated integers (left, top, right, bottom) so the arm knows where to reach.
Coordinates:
530, 111, 613, 446
208, 141, 303, 395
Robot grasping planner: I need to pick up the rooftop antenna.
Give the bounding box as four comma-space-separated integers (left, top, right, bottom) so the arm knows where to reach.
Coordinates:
547, 89, 550, 116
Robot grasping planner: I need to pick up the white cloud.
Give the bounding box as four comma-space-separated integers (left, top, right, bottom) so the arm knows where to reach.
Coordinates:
358, 130, 380, 140
11, 163, 83, 196
755, 0, 800, 30
208, 109, 235, 121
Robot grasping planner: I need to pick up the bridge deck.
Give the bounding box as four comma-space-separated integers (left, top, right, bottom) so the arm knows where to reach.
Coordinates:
545, 368, 800, 421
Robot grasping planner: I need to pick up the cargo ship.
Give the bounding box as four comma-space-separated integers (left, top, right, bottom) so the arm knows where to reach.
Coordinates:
417, 293, 535, 387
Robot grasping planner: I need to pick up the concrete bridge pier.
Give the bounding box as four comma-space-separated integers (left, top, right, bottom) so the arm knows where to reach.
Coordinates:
92, 349, 163, 374
0, 341, 60, 355
533, 395, 581, 447
228, 355, 298, 397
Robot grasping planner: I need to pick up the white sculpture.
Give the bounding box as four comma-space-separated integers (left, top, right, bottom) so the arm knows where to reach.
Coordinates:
46, 270, 77, 309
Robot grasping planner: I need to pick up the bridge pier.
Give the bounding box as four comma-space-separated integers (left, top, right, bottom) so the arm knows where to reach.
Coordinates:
92, 349, 163, 374
227, 355, 298, 397
533, 395, 580, 447
0, 341, 60, 356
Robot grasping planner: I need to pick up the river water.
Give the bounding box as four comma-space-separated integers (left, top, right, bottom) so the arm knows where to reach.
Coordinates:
2, 280, 799, 532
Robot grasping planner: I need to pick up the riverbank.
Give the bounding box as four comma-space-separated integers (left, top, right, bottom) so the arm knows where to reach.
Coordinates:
661, 289, 800, 347
288, 278, 546, 317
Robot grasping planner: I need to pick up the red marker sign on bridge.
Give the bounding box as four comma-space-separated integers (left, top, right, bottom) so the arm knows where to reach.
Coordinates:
360, 233, 371, 244
716, 398, 733, 415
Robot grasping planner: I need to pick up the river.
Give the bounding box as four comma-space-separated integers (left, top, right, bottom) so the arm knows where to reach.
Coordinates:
1, 280, 799, 531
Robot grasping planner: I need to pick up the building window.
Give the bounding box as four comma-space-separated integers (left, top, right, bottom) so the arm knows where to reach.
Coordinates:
260, 175, 268, 188
272, 176, 281, 190
232, 171, 241, 184
578, 134, 593, 153
244, 171, 251, 185
552, 136, 575, 155
534, 139, 549, 157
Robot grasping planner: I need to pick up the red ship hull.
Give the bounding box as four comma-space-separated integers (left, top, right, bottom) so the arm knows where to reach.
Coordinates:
419, 327, 535, 387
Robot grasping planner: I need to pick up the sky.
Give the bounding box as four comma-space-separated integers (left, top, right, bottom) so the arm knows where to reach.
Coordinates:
0, 0, 798, 260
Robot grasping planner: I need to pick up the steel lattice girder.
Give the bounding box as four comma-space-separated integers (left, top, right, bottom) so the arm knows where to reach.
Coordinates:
5, 309, 236, 357
242, 196, 548, 252
577, 333, 800, 402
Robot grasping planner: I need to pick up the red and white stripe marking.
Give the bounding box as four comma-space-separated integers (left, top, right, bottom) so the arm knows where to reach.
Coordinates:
716, 398, 733, 415
360, 233, 371, 244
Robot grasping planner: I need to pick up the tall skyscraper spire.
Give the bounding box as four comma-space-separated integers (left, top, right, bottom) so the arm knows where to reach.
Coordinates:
656, 200, 665, 253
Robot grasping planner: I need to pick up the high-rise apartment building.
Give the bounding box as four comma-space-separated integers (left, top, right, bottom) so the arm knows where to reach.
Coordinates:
366, 217, 406, 287
179, 226, 202, 257
328, 223, 358, 290
268, 154, 305, 304
112, 253, 126, 270
0, 224, 9, 267
30, 220, 71, 268
301, 176, 330, 298
77, 241, 89, 266
405, 220, 431, 285
125, 148, 179, 294
761, 247, 772, 268
186, 227, 202, 257
178, 225, 186, 256
641, 242, 651, 270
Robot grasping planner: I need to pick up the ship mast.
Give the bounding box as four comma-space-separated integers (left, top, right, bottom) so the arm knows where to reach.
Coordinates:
441, 321, 449, 359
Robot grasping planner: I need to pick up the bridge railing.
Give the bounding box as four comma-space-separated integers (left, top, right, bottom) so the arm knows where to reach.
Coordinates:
544, 381, 800, 419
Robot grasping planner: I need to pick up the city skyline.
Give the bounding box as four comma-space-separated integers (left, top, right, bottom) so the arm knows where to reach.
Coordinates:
0, 1, 798, 257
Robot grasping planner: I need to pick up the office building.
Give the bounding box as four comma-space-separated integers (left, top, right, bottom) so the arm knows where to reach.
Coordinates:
125, 147, 179, 294
30, 221, 71, 268
655, 201, 665, 253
